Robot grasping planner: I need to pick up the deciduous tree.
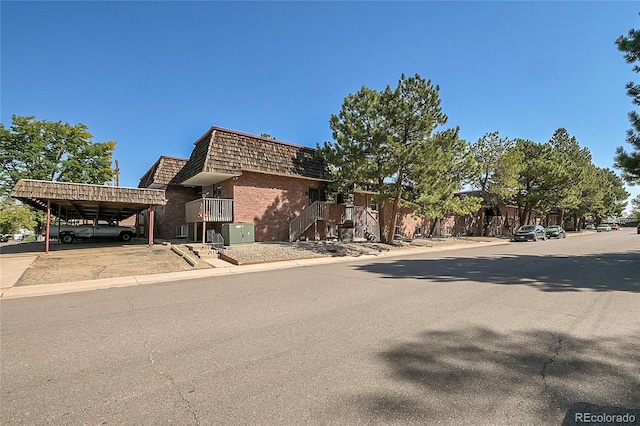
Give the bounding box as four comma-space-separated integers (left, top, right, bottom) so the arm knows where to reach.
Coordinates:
0, 115, 116, 196
0, 198, 37, 235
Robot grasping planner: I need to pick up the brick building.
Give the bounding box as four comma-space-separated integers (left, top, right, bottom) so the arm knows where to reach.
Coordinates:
138, 125, 497, 244
138, 126, 341, 243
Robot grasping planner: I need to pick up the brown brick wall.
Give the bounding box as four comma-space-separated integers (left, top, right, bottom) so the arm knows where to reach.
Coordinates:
217, 179, 235, 200
396, 207, 424, 238
327, 204, 345, 226
299, 222, 326, 241
232, 171, 323, 241
353, 192, 376, 210
378, 201, 424, 239
154, 186, 197, 239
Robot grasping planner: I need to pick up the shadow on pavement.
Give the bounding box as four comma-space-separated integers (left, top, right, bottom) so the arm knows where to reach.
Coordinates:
0, 239, 151, 256
346, 327, 639, 424
353, 250, 640, 292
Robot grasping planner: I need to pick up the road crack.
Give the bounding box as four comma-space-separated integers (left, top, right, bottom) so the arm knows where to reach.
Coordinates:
540, 332, 562, 389
126, 295, 200, 425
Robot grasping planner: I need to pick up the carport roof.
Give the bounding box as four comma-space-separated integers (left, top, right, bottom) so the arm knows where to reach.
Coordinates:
10, 179, 167, 222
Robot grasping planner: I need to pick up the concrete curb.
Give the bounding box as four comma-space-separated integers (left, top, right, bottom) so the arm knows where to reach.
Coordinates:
0, 240, 510, 300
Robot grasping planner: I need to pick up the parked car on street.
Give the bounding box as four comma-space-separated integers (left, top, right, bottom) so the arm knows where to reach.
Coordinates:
609, 223, 620, 230
596, 224, 612, 232
637, 223, 640, 234
545, 225, 566, 239
513, 224, 547, 242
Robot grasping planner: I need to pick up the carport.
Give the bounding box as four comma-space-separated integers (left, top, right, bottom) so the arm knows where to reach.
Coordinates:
10, 179, 167, 253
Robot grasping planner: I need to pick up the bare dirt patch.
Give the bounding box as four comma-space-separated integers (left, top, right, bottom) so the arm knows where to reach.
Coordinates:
13, 242, 212, 286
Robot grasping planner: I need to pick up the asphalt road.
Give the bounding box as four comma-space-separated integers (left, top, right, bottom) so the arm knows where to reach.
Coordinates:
1, 230, 639, 425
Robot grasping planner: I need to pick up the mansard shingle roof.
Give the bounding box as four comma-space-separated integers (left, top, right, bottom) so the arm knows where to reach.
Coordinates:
176, 126, 329, 182
138, 156, 188, 188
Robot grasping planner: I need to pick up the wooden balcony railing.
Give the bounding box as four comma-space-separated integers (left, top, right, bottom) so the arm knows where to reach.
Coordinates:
185, 198, 234, 223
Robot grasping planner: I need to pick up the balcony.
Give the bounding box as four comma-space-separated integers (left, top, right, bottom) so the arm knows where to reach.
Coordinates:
185, 198, 234, 223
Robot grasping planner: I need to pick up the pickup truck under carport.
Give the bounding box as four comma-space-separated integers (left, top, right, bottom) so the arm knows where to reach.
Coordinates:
50, 222, 136, 244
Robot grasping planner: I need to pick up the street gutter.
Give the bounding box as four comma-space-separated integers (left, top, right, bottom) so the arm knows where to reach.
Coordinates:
0, 239, 512, 299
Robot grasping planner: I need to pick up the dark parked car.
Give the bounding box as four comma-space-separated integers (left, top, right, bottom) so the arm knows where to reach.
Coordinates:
637, 223, 640, 234
545, 225, 566, 239
513, 225, 547, 242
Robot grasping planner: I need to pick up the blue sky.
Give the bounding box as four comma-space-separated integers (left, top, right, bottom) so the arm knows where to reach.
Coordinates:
2, 1, 639, 211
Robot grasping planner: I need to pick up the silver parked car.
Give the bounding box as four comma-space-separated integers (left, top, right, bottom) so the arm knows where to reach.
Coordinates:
596, 224, 612, 232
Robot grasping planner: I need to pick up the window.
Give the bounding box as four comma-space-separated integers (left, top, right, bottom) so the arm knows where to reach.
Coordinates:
176, 225, 188, 238
215, 187, 222, 198
370, 197, 378, 211
395, 226, 402, 237
415, 226, 422, 236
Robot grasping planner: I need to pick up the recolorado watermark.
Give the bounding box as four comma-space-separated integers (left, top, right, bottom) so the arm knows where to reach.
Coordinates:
575, 411, 636, 424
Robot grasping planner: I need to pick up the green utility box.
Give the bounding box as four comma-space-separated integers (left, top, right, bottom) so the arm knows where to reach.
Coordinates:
221, 222, 255, 245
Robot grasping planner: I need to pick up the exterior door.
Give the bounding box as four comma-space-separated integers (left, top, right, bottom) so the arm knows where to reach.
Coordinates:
309, 188, 319, 205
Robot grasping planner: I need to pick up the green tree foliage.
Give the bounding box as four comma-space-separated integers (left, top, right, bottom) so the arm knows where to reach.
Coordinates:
571, 164, 605, 228
615, 27, 640, 184
629, 194, 640, 220
589, 168, 629, 220
470, 131, 523, 235
507, 132, 628, 229
0, 198, 37, 234
512, 139, 575, 225
471, 131, 522, 200
321, 74, 463, 242
548, 128, 592, 167
409, 128, 482, 236
0, 115, 116, 196
546, 128, 592, 227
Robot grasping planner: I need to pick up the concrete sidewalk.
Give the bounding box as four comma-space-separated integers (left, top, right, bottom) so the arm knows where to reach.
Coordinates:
0, 255, 38, 291
0, 239, 513, 300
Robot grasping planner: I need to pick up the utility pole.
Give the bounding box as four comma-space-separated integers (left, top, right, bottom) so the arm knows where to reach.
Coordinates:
114, 160, 120, 186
